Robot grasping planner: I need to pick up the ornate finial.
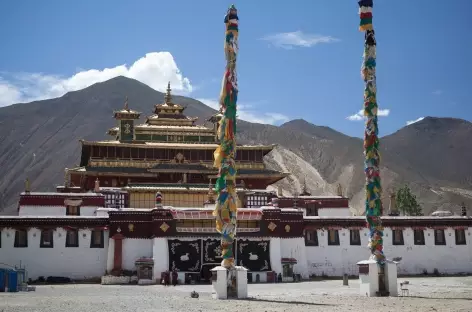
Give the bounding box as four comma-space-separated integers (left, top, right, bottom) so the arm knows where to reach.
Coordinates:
277, 185, 283, 197
164, 82, 172, 105
25, 178, 30, 193
64, 168, 70, 188
94, 178, 100, 193
224, 5, 238, 23
337, 183, 343, 197
124, 96, 129, 111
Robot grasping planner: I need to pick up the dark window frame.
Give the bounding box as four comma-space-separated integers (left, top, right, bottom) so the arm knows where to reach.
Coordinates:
434, 229, 446, 245
455, 229, 467, 245
327, 229, 340, 246
65, 229, 79, 247
392, 229, 404, 245
40, 229, 54, 248
14, 229, 28, 248
350, 229, 361, 246
304, 229, 318, 246
413, 229, 425, 245
90, 230, 105, 248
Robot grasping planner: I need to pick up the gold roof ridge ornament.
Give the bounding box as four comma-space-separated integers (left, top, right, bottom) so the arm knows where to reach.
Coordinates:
124, 96, 129, 111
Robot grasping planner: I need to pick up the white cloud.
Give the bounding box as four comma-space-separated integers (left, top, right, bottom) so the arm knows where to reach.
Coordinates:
346, 108, 390, 121
261, 31, 339, 49
406, 117, 424, 125
432, 89, 442, 95
197, 98, 289, 125
0, 52, 192, 107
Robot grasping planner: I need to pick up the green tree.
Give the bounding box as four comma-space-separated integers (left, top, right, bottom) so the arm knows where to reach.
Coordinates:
396, 185, 423, 216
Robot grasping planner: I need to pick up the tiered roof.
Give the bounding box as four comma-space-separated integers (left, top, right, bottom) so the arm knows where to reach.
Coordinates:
107, 82, 213, 138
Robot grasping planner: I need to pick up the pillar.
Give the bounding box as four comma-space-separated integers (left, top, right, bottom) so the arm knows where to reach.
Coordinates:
111, 233, 124, 275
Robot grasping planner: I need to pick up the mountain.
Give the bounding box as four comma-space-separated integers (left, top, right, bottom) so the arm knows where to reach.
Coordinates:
0, 76, 471, 216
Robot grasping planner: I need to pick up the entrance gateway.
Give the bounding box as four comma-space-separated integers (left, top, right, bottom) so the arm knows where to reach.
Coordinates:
167, 238, 272, 284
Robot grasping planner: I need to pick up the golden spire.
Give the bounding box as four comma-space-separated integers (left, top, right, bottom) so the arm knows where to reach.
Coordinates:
124, 96, 129, 111
164, 82, 172, 105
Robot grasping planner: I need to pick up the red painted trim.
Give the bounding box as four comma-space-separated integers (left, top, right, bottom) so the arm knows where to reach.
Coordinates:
113, 236, 123, 272
19, 196, 105, 206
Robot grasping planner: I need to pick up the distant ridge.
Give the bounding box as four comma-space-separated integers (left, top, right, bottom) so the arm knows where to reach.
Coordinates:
0, 76, 471, 215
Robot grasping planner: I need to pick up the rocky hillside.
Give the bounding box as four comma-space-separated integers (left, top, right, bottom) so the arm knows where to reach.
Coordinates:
0, 76, 470, 215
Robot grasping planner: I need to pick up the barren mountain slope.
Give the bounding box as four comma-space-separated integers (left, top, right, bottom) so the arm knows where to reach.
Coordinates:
0, 76, 470, 215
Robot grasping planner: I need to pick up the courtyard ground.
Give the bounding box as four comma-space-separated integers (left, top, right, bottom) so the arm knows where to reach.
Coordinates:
1, 276, 471, 312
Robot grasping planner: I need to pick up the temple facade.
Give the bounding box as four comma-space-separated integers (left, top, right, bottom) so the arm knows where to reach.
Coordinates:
1, 183, 471, 284
1, 85, 471, 285
66, 83, 287, 208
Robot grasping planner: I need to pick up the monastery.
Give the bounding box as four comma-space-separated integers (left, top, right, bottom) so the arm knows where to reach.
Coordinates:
1, 84, 471, 284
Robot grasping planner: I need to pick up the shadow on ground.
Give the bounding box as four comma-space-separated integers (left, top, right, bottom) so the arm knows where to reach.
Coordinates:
407, 296, 472, 301
241, 297, 334, 306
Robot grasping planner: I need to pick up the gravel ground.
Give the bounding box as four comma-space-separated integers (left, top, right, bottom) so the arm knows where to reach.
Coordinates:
1, 276, 472, 312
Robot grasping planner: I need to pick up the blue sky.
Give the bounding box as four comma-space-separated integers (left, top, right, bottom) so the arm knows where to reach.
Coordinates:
0, 0, 471, 137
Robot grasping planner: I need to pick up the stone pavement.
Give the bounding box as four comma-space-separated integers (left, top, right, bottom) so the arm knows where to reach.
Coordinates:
1, 276, 471, 312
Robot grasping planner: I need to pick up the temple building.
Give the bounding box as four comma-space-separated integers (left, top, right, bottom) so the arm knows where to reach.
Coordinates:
1, 84, 471, 286
65, 83, 288, 208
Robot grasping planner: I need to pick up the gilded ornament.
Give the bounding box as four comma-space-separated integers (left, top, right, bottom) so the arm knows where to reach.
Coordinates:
285, 225, 291, 233
160, 222, 170, 232
124, 123, 131, 134
128, 224, 134, 232
268, 222, 277, 232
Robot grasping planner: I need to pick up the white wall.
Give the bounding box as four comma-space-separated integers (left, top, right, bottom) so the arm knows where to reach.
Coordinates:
153, 238, 168, 279
19, 206, 100, 216
122, 238, 153, 271
317, 208, 351, 217
269, 237, 282, 275
280, 237, 309, 278
383, 227, 472, 275
306, 228, 367, 277
305, 227, 472, 277
106, 238, 115, 273
0, 228, 108, 280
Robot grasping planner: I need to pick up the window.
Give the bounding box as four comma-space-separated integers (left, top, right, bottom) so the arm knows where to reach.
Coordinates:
392, 230, 404, 245
66, 205, 80, 216
413, 230, 425, 245
65, 230, 79, 247
305, 230, 318, 246
246, 195, 268, 208
90, 230, 104, 248
14, 229, 28, 248
237, 221, 260, 229
40, 230, 54, 248
434, 229, 446, 245
455, 229, 466, 245
350, 230, 361, 245
327, 230, 340, 246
